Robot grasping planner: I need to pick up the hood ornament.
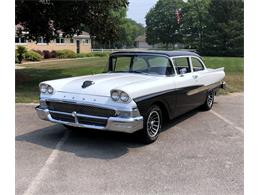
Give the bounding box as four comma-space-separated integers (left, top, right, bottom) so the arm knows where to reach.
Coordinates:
82, 80, 94, 88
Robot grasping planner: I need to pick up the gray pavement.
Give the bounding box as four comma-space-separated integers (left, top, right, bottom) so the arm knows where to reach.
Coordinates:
16, 93, 244, 195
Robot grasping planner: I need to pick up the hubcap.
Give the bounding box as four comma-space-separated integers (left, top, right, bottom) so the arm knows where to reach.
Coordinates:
207, 92, 214, 107
147, 111, 160, 137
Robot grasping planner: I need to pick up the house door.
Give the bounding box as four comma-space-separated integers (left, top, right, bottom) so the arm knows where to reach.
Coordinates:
76, 40, 80, 53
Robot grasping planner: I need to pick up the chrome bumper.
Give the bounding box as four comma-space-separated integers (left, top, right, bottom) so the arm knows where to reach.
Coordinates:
35, 106, 143, 133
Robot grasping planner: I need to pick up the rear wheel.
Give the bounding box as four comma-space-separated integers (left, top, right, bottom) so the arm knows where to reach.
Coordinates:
140, 105, 162, 144
201, 91, 215, 110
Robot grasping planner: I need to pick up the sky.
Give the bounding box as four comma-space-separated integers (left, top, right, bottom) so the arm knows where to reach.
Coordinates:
127, 0, 158, 26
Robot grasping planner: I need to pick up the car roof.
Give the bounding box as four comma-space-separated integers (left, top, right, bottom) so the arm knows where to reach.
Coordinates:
110, 50, 201, 58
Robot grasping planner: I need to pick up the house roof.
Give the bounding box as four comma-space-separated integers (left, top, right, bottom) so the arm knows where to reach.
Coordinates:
110, 50, 200, 58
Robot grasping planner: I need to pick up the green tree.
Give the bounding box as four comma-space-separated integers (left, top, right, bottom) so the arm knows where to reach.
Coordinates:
115, 18, 145, 48
182, 0, 210, 51
15, 0, 128, 44
145, 0, 185, 49
203, 0, 244, 56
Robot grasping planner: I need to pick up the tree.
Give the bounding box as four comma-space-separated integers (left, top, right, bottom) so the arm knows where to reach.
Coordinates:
15, 0, 128, 44
145, 0, 185, 49
115, 18, 145, 48
181, 0, 210, 51
203, 0, 244, 56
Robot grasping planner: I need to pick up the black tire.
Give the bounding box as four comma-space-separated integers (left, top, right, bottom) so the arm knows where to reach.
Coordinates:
201, 90, 215, 111
140, 105, 162, 144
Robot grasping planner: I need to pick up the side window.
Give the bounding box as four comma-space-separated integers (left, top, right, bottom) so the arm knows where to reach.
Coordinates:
148, 57, 174, 75
132, 57, 148, 71
113, 57, 131, 72
174, 57, 191, 74
192, 58, 204, 72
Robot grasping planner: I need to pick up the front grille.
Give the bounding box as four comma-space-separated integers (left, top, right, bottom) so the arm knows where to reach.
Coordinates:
46, 101, 116, 117
51, 113, 75, 123
50, 113, 107, 127
78, 117, 107, 126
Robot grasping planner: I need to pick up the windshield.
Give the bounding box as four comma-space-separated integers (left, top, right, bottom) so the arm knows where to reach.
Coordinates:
108, 55, 174, 75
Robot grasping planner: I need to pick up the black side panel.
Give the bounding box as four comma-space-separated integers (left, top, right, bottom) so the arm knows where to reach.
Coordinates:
134, 82, 222, 120
134, 85, 203, 120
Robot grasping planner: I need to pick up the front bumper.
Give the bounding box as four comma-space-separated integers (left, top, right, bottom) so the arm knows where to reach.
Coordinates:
35, 106, 143, 133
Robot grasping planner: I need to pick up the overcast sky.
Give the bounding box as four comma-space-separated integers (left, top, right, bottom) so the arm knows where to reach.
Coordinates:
127, 0, 158, 26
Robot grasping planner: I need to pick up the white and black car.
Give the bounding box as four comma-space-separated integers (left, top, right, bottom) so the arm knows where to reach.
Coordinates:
36, 51, 225, 143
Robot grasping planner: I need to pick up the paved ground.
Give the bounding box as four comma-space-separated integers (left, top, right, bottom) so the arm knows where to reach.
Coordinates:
16, 93, 244, 195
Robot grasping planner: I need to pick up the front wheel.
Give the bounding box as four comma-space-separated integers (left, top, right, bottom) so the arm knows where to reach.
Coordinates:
201, 91, 215, 110
140, 105, 162, 144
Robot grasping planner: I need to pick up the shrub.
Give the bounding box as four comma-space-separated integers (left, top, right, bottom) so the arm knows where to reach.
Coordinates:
25, 50, 43, 61
92, 52, 110, 57
32, 50, 43, 56
42, 50, 51, 59
50, 50, 57, 58
15, 46, 27, 64
56, 49, 77, 58
76, 53, 88, 58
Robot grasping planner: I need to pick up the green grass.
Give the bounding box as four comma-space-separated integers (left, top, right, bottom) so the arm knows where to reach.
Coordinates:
16, 56, 243, 103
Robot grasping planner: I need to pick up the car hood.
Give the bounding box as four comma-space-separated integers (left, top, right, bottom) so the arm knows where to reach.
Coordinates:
44, 73, 162, 97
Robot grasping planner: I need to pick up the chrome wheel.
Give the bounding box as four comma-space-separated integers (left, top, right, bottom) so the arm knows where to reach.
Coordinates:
207, 92, 214, 107
146, 110, 161, 137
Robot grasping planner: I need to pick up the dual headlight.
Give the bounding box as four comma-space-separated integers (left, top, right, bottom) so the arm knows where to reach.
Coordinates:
39, 83, 54, 94
111, 90, 130, 103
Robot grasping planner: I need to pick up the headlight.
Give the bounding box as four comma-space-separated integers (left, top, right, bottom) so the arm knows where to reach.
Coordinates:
120, 92, 129, 102
40, 83, 54, 94
111, 90, 130, 103
47, 86, 54, 94
40, 84, 48, 93
111, 90, 120, 101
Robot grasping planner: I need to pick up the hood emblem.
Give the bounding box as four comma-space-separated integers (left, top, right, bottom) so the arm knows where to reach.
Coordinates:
82, 80, 94, 88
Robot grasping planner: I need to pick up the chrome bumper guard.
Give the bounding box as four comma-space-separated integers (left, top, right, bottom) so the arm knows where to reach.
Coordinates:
221, 81, 226, 89
35, 106, 143, 133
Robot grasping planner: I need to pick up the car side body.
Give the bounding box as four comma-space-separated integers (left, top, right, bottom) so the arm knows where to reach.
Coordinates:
36, 50, 225, 143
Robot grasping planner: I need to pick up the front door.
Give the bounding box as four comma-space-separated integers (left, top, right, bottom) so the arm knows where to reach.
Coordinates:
173, 57, 200, 117
76, 40, 80, 53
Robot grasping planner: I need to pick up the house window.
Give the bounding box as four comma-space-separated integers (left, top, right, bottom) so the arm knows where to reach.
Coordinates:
85, 39, 89, 44
37, 37, 47, 43
56, 38, 64, 44
70, 38, 74, 43
15, 36, 27, 43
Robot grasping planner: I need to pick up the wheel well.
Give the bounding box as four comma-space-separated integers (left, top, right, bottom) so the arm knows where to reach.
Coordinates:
152, 101, 170, 122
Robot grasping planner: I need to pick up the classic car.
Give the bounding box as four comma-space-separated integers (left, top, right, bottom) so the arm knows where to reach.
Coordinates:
36, 50, 225, 143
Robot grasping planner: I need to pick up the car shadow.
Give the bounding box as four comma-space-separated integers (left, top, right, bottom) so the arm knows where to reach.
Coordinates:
16, 108, 201, 160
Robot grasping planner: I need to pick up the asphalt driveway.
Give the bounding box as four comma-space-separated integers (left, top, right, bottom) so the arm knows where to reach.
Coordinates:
16, 93, 244, 195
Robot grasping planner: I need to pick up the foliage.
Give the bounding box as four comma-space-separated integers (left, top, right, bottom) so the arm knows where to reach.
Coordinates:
25, 50, 43, 61
16, 46, 27, 64
202, 0, 244, 56
145, 0, 244, 56
145, 0, 185, 48
15, 0, 128, 44
56, 49, 77, 58
181, 0, 210, 51
114, 18, 145, 48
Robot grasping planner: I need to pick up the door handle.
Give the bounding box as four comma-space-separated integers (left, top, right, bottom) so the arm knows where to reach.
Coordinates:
193, 75, 198, 79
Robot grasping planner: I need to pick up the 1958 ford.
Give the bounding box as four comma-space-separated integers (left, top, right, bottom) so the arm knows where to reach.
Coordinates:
36, 51, 225, 143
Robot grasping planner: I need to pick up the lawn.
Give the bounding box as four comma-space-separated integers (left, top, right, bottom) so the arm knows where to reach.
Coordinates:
16, 56, 244, 103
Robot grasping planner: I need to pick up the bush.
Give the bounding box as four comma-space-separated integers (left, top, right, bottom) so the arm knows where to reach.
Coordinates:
76, 53, 88, 58
50, 50, 57, 58
32, 50, 43, 56
16, 46, 27, 64
25, 50, 42, 61
56, 49, 77, 58
92, 52, 110, 57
